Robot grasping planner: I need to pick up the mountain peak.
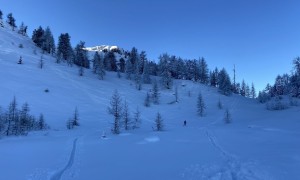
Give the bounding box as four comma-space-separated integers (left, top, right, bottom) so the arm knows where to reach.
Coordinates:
83, 45, 120, 52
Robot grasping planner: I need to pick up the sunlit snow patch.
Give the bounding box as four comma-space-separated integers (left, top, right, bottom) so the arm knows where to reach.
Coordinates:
137, 136, 160, 144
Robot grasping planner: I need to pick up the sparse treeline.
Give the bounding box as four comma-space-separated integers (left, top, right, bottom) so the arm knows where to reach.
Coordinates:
108, 90, 142, 134
0, 97, 49, 137
258, 58, 300, 107
89, 48, 255, 98
32, 26, 56, 55
0, 10, 27, 34
108, 90, 165, 134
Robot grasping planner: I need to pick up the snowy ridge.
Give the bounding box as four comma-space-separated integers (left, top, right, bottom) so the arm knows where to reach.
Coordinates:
83, 45, 122, 52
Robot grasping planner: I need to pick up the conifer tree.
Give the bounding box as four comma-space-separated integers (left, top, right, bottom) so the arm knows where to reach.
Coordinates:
140, 51, 147, 73
191, 60, 198, 81
19, 102, 30, 134
57, 33, 73, 65
240, 80, 246, 97
197, 92, 206, 116
92, 52, 99, 74
125, 58, 134, 80
0, 107, 4, 134
154, 112, 163, 131
142, 60, 151, 84
122, 100, 131, 130
72, 107, 79, 126
32, 26, 44, 48
104, 51, 117, 71
74, 41, 89, 67
93, 52, 105, 79
134, 57, 142, 90
74, 41, 89, 76
119, 58, 125, 73
38, 113, 47, 130
152, 79, 159, 104
210, 67, 219, 87
251, 83, 256, 98
108, 90, 123, 134
218, 68, 232, 96
6, 96, 18, 136
133, 107, 141, 129
6, 13, 16, 30
232, 65, 238, 94
42, 26, 55, 55
125, 47, 139, 79
198, 57, 209, 84
245, 84, 250, 98
18, 22, 27, 36
159, 54, 173, 89
131, 48, 142, 89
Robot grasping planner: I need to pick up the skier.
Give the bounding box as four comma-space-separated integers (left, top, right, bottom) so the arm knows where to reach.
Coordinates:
183, 120, 187, 126
101, 131, 106, 139
17, 56, 22, 64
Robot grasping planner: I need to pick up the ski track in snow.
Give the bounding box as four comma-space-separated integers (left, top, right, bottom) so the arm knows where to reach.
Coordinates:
50, 138, 78, 180
202, 129, 271, 180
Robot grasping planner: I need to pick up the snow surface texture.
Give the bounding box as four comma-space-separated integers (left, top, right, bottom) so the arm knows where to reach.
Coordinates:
0, 23, 300, 180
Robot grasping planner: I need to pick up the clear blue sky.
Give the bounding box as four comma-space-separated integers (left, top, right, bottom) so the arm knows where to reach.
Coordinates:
2, 0, 300, 91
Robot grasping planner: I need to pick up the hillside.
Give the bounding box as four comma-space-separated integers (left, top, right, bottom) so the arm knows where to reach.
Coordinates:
0, 23, 300, 180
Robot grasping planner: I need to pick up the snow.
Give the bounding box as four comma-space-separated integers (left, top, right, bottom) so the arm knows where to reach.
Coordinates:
0, 22, 300, 180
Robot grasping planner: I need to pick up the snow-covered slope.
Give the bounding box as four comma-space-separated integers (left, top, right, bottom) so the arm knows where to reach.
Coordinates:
0, 23, 300, 180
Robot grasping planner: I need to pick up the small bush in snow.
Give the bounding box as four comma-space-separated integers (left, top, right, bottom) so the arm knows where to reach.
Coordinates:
289, 97, 298, 106
257, 91, 271, 103
217, 98, 223, 109
224, 109, 232, 124
66, 119, 74, 129
144, 92, 151, 107
39, 55, 44, 69
188, 90, 191, 97
66, 107, 80, 129
133, 107, 141, 129
266, 96, 288, 110
18, 43, 23, 48
174, 85, 178, 102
